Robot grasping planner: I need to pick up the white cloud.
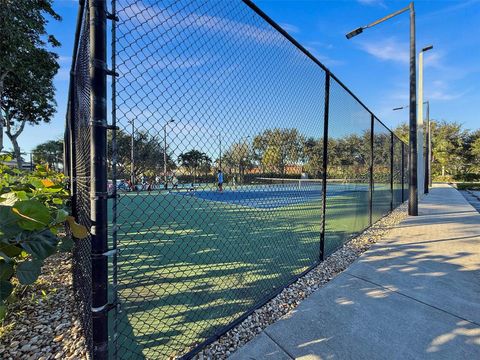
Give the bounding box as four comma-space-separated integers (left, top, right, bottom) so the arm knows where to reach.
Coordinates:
359, 37, 409, 64
120, 2, 281, 46
427, 80, 468, 101
279, 23, 300, 34
304, 46, 343, 67
357, 0, 387, 8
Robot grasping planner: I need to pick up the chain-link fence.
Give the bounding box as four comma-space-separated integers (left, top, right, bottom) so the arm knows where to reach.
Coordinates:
65, 1, 410, 358
64, 0, 94, 356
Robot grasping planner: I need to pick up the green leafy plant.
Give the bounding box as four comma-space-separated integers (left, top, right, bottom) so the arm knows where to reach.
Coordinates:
0, 154, 87, 319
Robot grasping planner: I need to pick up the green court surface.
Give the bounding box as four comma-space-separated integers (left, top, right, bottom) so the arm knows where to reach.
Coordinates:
107, 185, 395, 359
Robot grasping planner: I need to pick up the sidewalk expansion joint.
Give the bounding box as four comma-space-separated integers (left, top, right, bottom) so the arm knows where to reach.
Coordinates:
263, 331, 295, 359
346, 273, 480, 327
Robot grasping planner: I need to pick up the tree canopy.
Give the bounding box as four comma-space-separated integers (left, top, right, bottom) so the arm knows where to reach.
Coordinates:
0, 0, 60, 167
32, 139, 63, 169
107, 129, 175, 179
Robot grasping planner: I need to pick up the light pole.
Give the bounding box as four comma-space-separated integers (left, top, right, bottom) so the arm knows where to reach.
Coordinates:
425, 100, 431, 192
128, 118, 135, 185
219, 132, 222, 170
393, 101, 431, 194
163, 119, 175, 189
346, 2, 418, 216
419, 45, 433, 194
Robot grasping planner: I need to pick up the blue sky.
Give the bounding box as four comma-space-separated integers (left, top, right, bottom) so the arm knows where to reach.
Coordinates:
7, 0, 479, 153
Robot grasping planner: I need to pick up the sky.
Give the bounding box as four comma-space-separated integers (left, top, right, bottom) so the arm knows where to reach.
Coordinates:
6, 0, 480, 153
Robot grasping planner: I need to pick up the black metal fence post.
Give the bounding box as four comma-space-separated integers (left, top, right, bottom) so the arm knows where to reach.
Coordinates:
68, 71, 77, 219
89, 0, 109, 358
390, 132, 394, 211
369, 114, 374, 226
401, 142, 405, 202
320, 72, 330, 261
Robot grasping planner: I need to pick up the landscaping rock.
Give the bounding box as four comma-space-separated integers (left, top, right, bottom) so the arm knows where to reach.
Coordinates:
0, 252, 89, 359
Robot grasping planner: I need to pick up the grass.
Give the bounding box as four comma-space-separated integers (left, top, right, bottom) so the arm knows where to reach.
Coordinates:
107, 184, 399, 359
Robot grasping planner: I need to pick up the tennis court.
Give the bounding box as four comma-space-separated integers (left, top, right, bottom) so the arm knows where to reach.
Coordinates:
109, 179, 390, 358
174, 178, 369, 209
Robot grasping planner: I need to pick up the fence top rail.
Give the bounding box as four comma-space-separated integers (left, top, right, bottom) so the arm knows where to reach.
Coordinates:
242, 0, 406, 147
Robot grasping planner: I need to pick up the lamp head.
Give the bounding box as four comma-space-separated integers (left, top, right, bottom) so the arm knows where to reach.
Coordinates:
421, 45, 433, 52
346, 27, 363, 39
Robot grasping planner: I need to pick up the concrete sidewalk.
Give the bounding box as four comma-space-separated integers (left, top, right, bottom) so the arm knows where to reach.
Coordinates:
230, 184, 480, 360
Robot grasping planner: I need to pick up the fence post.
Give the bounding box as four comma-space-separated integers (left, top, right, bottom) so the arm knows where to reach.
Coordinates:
369, 114, 374, 226
68, 71, 77, 219
390, 132, 394, 211
401, 142, 405, 202
89, 0, 109, 358
320, 72, 330, 261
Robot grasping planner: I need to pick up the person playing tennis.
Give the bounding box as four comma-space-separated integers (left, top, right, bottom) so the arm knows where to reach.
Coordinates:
217, 169, 224, 192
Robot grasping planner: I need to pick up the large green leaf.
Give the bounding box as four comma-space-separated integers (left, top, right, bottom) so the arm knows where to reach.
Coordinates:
55, 209, 68, 223
29, 178, 44, 189
16, 260, 42, 285
20, 229, 58, 260
57, 236, 74, 252
0, 280, 13, 301
0, 260, 14, 280
14, 191, 29, 201
0, 207, 22, 239
0, 243, 22, 258
12, 200, 51, 231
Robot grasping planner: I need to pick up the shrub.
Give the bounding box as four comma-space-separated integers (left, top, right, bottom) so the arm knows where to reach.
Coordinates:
0, 155, 87, 320
455, 182, 480, 191
453, 173, 480, 182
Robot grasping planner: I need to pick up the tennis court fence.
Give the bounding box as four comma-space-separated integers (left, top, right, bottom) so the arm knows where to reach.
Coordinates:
64, 1, 411, 359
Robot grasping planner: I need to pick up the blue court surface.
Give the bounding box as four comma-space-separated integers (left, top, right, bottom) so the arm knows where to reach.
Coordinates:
174, 183, 369, 209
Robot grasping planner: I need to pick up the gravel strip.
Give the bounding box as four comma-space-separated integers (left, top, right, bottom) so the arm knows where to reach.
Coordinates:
194, 203, 408, 359
0, 252, 88, 360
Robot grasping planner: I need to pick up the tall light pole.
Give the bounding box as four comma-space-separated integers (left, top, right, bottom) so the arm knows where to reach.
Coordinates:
425, 100, 431, 192
163, 119, 174, 189
393, 100, 431, 193
419, 45, 433, 194
128, 118, 135, 184
219, 132, 222, 170
346, 2, 418, 216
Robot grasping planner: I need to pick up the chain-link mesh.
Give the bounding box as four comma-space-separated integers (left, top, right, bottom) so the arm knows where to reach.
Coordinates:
403, 143, 410, 201
65, 1, 412, 358
372, 120, 392, 223
393, 136, 403, 207
113, 1, 326, 357
69, 3, 93, 357
324, 77, 371, 256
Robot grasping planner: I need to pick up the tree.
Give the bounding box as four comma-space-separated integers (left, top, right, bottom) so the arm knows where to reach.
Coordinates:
178, 150, 210, 182
32, 139, 63, 169
394, 121, 469, 178
107, 129, 174, 179
252, 128, 304, 175
430, 121, 467, 177
221, 140, 254, 180
0, 1, 60, 167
